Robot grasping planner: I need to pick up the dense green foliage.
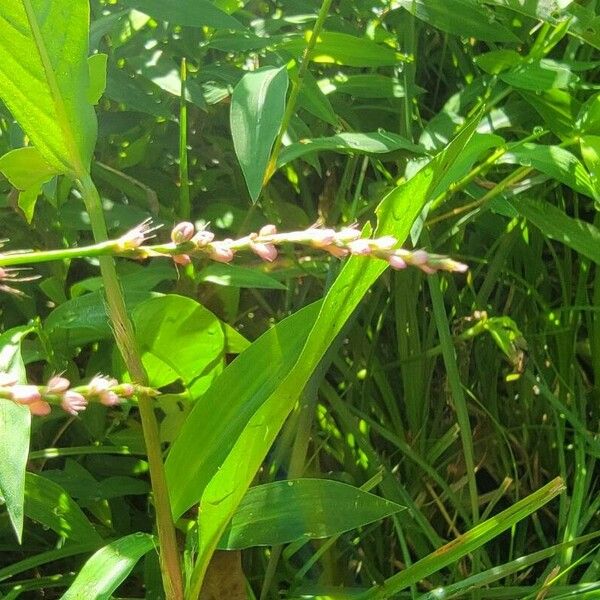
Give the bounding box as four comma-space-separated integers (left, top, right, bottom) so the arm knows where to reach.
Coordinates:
0, 0, 599, 598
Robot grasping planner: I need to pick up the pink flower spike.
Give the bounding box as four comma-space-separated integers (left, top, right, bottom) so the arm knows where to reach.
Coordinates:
347, 239, 372, 256
388, 255, 407, 270
250, 241, 278, 262
11, 384, 41, 405
173, 253, 192, 266
88, 375, 117, 395
61, 391, 88, 416
209, 242, 234, 263
0, 372, 17, 387
171, 221, 195, 244
29, 400, 51, 416
100, 391, 121, 407
259, 224, 278, 237
323, 244, 349, 258
47, 376, 70, 394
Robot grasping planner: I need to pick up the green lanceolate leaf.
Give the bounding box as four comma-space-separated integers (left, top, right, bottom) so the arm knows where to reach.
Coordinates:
197, 263, 287, 290
25, 473, 102, 544
180, 113, 483, 596
218, 479, 404, 549
120, 0, 244, 30
0, 326, 34, 541
230, 66, 289, 202
0, 1, 97, 175
61, 533, 155, 600
277, 131, 424, 168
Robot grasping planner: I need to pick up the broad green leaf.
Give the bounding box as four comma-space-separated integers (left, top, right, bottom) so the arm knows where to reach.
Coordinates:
475, 50, 522, 74
0, 326, 33, 541
395, 0, 519, 42
24, 473, 102, 544
277, 132, 424, 168
197, 263, 287, 290
165, 301, 322, 518
318, 74, 417, 98
0, 1, 97, 175
0, 147, 58, 222
61, 533, 155, 600
294, 67, 339, 127
499, 59, 577, 91
183, 114, 483, 595
121, 0, 244, 30
132, 295, 225, 394
359, 478, 565, 598
230, 66, 289, 201
499, 143, 596, 198
577, 92, 600, 136
507, 197, 600, 265
280, 31, 408, 67
520, 89, 581, 139
218, 479, 404, 549
580, 136, 600, 197
87, 53, 108, 105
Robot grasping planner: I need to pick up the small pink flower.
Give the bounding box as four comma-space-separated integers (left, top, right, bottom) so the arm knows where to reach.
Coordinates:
250, 241, 278, 262
388, 255, 407, 270
171, 222, 195, 244
372, 236, 397, 250
46, 376, 70, 394
0, 372, 17, 387
88, 375, 117, 395
173, 253, 192, 266
99, 391, 121, 407
307, 228, 336, 248
192, 230, 215, 248
209, 242, 234, 263
29, 400, 51, 416
11, 384, 41, 405
259, 224, 277, 237
323, 244, 349, 258
61, 391, 88, 416
347, 239, 372, 256
118, 220, 155, 250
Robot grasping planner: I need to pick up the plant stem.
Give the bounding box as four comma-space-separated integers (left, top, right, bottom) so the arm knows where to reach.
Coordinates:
262, 0, 334, 185
178, 57, 191, 221
77, 174, 184, 600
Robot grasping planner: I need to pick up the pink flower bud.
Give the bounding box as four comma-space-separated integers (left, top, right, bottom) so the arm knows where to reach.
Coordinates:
410, 250, 429, 265
47, 376, 70, 394
29, 400, 51, 416
388, 255, 407, 270
209, 242, 234, 263
118, 383, 136, 397
11, 384, 41, 405
171, 222, 195, 244
307, 228, 336, 248
173, 253, 192, 266
250, 242, 278, 262
259, 224, 277, 237
61, 391, 88, 416
417, 263, 437, 275
99, 391, 121, 407
334, 227, 361, 243
0, 372, 17, 387
323, 244, 349, 258
347, 239, 372, 256
192, 230, 215, 248
373, 236, 397, 250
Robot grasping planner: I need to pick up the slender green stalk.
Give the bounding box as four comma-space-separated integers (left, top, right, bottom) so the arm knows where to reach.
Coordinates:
77, 174, 184, 600
262, 0, 334, 185
178, 57, 191, 221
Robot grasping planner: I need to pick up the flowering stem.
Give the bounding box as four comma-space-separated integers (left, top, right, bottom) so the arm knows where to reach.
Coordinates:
77, 175, 184, 600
